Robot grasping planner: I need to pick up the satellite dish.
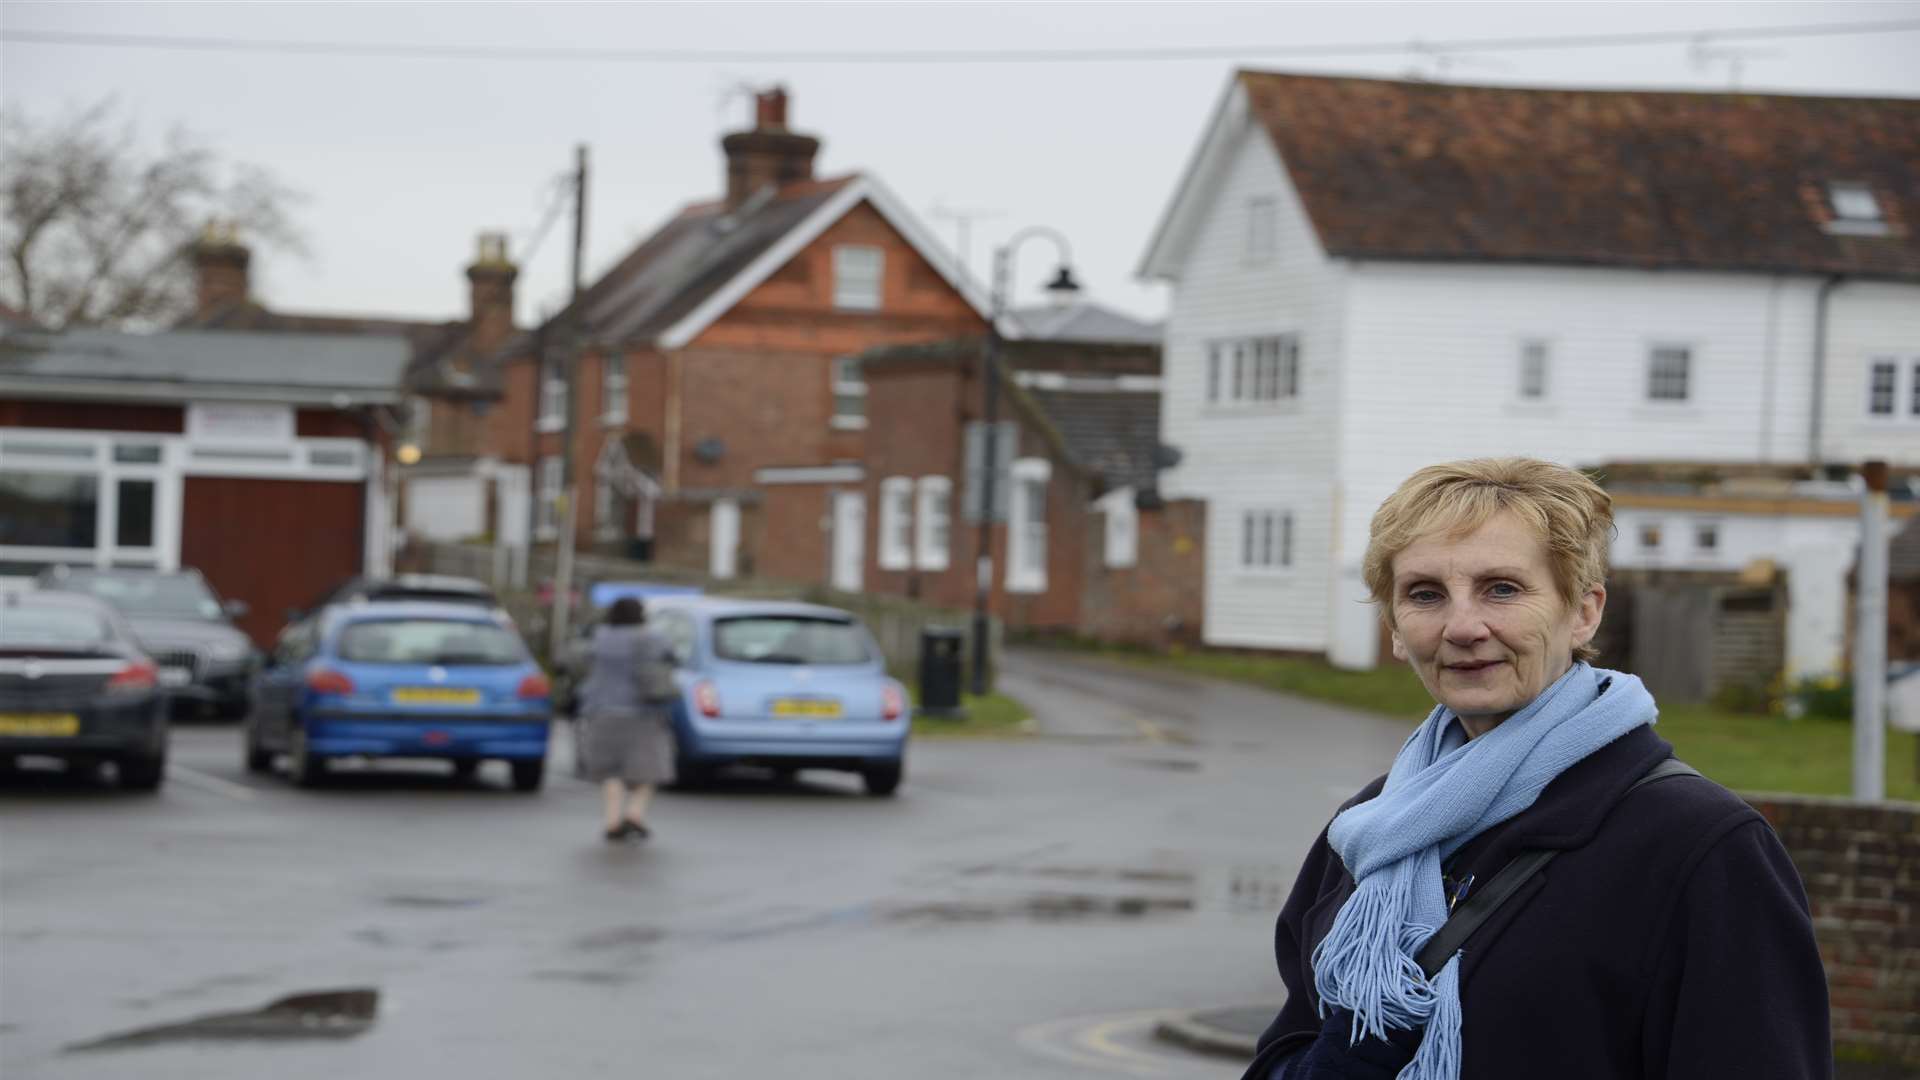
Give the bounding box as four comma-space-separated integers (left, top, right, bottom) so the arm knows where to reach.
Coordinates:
694, 437, 726, 464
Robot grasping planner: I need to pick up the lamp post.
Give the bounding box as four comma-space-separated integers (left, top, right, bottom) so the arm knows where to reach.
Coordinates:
970, 227, 1078, 697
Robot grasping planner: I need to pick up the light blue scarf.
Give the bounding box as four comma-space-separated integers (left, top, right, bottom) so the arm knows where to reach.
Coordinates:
1310, 661, 1657, 1080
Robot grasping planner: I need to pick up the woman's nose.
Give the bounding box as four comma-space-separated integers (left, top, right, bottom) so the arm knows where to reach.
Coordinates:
1442, 604, 1491, 646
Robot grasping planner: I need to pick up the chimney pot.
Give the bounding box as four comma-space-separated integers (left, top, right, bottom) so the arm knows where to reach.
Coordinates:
192, 219, 251, 318
465, 231, 518, 354
721, 86, 820, 211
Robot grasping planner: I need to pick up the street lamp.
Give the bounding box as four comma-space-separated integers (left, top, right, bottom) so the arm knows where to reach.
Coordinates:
971, 227, 1078, 698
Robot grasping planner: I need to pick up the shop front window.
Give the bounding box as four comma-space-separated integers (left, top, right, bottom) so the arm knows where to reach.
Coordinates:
0, 472, 99, 548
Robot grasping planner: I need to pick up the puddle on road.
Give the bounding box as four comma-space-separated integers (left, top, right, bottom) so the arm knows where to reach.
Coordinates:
1122, 757, 1203, 773
382, 894, 487, 909
532, 969, 637, 987
572, 925, 667, 951
65, 988, 379, 1052
884, 893, 1195, 924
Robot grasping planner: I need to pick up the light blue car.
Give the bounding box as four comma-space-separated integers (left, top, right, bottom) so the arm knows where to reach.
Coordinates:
246, 602, 553, 790
646, 598, 910, 796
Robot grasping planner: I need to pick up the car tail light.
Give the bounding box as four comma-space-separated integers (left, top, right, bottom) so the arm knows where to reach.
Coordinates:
107, 661, 158, 693
881, 684, 904, 722
517, 672, 551, 699
306, 668, 355, 695
693, 680, 721, 718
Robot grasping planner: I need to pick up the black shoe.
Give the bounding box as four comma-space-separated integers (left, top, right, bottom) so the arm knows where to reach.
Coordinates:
603, 824, 629, 842
623, 820, 651, 840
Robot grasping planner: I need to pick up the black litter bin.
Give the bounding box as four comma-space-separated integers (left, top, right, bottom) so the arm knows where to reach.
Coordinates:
919, 627, 965, 715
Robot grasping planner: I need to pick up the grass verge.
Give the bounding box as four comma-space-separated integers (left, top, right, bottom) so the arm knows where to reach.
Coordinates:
912, 691, 1035, 740
1052, 642, 1920, 801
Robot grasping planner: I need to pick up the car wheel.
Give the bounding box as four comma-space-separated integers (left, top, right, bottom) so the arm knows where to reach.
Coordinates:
862, 760, 903, 798
219, 697, 252, 723
672, 757, 715, 791
243, 721, 273, 774
452, 759, 480, 782
770, 765, 799, 785
289, 727, 327, 788
509, 759, 544, 792
119, 753, 166, 792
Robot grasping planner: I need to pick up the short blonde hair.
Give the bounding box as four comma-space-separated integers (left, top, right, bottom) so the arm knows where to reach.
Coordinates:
1363, 458, 1613, 631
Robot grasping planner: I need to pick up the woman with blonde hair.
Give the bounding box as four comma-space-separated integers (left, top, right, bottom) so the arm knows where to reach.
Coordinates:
1246, 458, 1828, 1080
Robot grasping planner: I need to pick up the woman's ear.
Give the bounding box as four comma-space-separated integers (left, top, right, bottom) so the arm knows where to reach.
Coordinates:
1570, 585, 1607, 649
1390, 631, 1408, 662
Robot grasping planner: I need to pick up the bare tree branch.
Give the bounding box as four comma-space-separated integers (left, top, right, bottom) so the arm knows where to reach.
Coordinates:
0, 98, 305, 330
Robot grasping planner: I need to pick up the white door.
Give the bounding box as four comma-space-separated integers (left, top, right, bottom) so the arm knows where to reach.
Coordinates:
493, 464, 531, 587
710, 498, 740, 580
831, 491, 865, 593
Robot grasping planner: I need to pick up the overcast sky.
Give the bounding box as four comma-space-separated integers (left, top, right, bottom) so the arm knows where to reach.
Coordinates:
4, 1, 1918, 328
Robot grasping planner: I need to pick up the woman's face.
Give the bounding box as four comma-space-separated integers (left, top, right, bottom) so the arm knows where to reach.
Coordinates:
1388, 512, 1604, 735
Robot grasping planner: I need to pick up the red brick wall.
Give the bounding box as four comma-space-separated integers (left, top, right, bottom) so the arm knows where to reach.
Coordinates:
1748, 794, 1920, 1068
1079, 498, 1207, 649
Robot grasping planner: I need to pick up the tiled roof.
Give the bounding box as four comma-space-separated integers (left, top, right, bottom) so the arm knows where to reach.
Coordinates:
1240, 72, 1920, 279
494, 176, 860, 361
1023, 386, 1161, 493
178, 302, 483, 396
1011, 301, 1162, 345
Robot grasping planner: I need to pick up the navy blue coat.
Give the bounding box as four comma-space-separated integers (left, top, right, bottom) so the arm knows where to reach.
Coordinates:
1245, 723, 1831, 1080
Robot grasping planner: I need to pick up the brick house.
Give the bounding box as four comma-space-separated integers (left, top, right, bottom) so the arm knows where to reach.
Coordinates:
181, 226, 523, 546
483, 88, 988, 587
858, 329, 1205, 647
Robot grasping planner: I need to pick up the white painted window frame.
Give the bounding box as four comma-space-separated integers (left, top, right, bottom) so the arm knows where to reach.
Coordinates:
832, 245, 885, 311
831, 355, 868, 431
1245, 195, 1278, 266
877, 476, 914, 571
1005, 457, 1050, 594
535, 455, 562, 540
602, 354, 628, 425
1099, 487, 1138, 570
1205, 334, 1300, 408
537, 363, 567, 433
1237, 507, 1294, 576
914, 475, 951, 571
1646, 344, 1692, 403
1517, 339, 1551, 401
1864, 356, 1920, 421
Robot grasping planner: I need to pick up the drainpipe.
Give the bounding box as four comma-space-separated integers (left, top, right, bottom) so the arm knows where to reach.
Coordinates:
1808, 274, 1845, 470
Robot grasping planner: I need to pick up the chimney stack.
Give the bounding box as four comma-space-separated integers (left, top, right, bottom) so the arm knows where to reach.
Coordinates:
192, 221, 251, 317
721, 86, 820, 211
465, 232, 518, 353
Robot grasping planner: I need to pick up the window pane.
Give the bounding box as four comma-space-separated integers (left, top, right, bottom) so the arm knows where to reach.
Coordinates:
714, 616, 870, 665
1232, 343, 1245, 401
1868, 361, 1897, 415
1282, 514, 1294, 566
1649, 347, 1690, 401
116, 479, 155, 548
0, 472, 98, 548
1259, 512, 1275, 566
1911, 362, 1920, 416
113, 444, 162, 464
834, 391, 866, 421
338, 619, 525, 665
833, 247, 884, 311
1520, 342, 1548, 399
1241, 512, 1254, 567
1206, 346, 1220, 402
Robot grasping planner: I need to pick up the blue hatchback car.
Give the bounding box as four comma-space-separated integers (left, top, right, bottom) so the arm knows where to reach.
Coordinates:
644, 598, 910, 796
246, 602, 552, 790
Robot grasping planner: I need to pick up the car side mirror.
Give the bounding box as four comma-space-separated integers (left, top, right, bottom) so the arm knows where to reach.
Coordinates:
225, 598, 250, 618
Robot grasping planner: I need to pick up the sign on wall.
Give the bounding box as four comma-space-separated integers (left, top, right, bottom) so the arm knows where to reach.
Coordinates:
186, 403, 295, 444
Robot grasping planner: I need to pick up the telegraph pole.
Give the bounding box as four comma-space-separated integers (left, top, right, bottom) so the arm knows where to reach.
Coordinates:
1854, 460, 1890, 801
549, 144, 588, 662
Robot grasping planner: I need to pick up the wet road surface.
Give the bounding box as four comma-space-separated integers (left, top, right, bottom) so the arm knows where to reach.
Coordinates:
0, 648, 1415, 1079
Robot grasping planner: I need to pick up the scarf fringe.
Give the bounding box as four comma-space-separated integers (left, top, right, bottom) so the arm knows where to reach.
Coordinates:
1399, 955, 1463, 1080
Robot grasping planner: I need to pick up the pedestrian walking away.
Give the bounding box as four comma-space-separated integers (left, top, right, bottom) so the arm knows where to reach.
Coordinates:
571, 597, 678, 842
1245, 458, 1830, 1080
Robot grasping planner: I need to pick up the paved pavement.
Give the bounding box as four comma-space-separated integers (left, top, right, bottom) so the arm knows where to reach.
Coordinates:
0, 647, 1417, 1080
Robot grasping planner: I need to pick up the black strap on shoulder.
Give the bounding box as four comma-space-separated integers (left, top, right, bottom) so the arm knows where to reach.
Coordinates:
1414, 756, 1700, 979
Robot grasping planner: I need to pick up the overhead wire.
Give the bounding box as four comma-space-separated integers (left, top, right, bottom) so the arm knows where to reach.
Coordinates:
2, 18, 1918, 66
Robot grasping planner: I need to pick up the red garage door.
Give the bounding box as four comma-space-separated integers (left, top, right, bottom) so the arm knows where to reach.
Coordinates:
180, 477, 365, 648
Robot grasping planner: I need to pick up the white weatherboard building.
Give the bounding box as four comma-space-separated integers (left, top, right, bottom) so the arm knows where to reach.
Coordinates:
1139, 72, 1920, 673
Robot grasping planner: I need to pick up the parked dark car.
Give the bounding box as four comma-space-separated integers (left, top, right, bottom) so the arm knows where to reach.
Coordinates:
300, 574, 499, 617
0, 590, 168, 790
38, 567, 256, 719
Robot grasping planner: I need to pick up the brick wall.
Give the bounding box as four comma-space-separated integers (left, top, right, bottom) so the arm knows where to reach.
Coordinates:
1748, 795, 1920, 1067
1079, 498, 1208, 649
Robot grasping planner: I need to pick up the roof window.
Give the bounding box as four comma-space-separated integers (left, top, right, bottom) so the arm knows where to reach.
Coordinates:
1824, 182, 1892, 236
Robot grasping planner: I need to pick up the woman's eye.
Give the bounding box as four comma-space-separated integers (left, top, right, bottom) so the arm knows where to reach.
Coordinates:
1407, 589, 1442, 604
1487, 582, 1521, 599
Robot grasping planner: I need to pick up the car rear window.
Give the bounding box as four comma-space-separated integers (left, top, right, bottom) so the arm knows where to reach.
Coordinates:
0, 605, 112, 647
337, 619, 525, 666
712, 616, 870, 665
63, 572, 221, 619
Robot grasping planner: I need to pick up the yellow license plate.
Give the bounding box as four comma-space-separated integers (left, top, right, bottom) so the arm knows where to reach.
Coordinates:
0, 714, 81, 736
771, 699, 841, 719
391, 688, 481, 706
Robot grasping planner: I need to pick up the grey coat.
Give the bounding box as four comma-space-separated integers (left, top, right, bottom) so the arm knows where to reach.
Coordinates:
573, 624, 677, 785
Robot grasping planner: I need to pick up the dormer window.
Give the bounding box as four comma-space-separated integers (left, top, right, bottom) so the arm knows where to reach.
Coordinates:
1824, 182, 1892, 237
1829, 182, 1882, 222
